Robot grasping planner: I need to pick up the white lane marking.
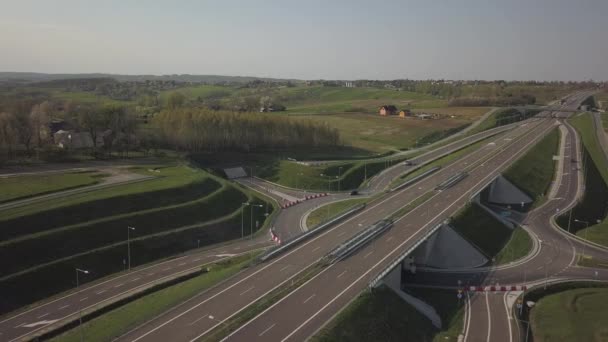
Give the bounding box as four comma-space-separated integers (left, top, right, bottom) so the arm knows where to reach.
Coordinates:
193, 258, 201, 262
279, 265, 290, 272
162, 267, 171, 271
486, 292, 492, 342
337, 270, 347, 279
464, 293, 472, 342
178, 262, 187, 266
114, 283, 124, 288
303, 294, 316, 304
96, 290, 107, 295
147, 273, 155, 277
37, 313, 49, 319
187, 313, 209, 326
22, 319, 59, 328
386, 236, 393, 242
311, 246, 320, 252
131, 278, 141, 282
259, 323, 276, 337
58, 304, 70, 310
363, 251, 373, 259
337, 232, 345, 237
240, 286, 255, 296
503, 292, 513, 342
14, 322, 25, 328
79, 297, 88, 302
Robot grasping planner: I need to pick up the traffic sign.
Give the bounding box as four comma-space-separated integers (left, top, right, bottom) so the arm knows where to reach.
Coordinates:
457, 293, 463, 299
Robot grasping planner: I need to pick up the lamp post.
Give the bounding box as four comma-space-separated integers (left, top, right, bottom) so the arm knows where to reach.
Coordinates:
296, 172, 304, 190
250, 204, 264, 239
241, 203, 250, 239
75, 268, 89, 342
127, 226, 135, 271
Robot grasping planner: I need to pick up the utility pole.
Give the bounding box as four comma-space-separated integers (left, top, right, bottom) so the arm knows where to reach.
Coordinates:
75, 268, 89, 342
127, 226, 135, 271
241, 203, 250, 239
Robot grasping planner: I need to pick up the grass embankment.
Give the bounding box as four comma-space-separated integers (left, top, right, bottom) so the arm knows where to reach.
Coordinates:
451, 203, 531, 264
556, 114, 608, 247
468, 108, 540, 135
312, 286, 465, 342
0, 166, 275, 315
0, 171, 107, 203
306, 198, 368, 228
528, 286, 608, 342
51, 252, 259, 342
503, 128, 559, 208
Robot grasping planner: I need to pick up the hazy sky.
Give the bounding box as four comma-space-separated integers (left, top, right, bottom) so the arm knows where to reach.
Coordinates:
1, 0, 607, 81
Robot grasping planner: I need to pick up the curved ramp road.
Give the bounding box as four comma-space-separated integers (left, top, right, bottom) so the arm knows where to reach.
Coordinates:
114, 114, 555, 341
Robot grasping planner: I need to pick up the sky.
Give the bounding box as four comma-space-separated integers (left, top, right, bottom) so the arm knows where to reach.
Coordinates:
1, 0, 607, 81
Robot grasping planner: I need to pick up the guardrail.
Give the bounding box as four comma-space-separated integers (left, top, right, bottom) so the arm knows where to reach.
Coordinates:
390, 166, 442, 192
435, 171, 468, 190
369, 222, 444, 288
328, 219, 393, 261
258, 203, 366, 262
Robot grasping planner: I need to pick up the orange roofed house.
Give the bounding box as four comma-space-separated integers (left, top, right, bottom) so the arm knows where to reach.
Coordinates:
378, 105, 398, 116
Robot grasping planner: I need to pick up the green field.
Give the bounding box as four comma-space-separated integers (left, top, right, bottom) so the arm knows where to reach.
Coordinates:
450, 203, 532, 265
306, 198, 367, 228
503, 128, 559, 207
0, 171, 106, 203
530, 287, 608, 341
51, 252, 259, 342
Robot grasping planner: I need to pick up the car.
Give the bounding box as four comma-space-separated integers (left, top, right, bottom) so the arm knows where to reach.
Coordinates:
350, 190, 359, 196
402, 160, 414, 166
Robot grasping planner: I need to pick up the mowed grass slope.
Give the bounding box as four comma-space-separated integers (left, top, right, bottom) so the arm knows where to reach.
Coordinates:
503, 128, 559, 206
0, 171, 106, 203
530, 287, 608, 341
0, 165, 275, 314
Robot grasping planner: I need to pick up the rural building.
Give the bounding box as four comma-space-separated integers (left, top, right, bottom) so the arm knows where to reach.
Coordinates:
378, 105, 398, 116
399, 109, 412, 118
53, 130, 106, 149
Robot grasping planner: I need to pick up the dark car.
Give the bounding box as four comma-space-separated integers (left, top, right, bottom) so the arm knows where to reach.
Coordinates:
350, 190, 359, 196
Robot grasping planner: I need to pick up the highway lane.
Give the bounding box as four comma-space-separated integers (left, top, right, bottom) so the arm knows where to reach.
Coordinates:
0, 109, 528, 341
115, 113, 549, 341
0, 239, 271, 342
222, 116, 560, 341
463, 292, 513, 342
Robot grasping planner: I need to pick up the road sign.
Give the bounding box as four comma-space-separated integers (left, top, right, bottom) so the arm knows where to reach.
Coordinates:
457, 293, 463, 299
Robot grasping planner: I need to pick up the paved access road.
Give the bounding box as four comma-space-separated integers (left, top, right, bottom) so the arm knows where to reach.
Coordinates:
116, 111, 556, 341
221, 117, 560, 342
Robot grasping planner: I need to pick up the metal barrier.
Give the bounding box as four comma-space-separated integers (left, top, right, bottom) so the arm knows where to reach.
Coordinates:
390, 166, 442, 192
258, 203, 366, 262
328, 219, 393, 261
435, 171, 468, 190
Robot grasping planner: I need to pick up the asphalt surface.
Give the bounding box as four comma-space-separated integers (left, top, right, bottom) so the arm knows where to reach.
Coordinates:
115, 110, 557, 341
221, 117, 560, 342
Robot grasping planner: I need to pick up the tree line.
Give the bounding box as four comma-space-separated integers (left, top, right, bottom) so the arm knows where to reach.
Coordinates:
153, 108, 340, 152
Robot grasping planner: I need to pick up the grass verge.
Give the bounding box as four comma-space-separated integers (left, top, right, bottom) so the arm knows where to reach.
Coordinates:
0, 171, 106, 204
306, 198, 368, 227
50, 252, 261, 342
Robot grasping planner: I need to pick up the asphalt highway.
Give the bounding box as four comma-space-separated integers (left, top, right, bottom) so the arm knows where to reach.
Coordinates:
116, 110, 558, 341
222, 116, 561, 342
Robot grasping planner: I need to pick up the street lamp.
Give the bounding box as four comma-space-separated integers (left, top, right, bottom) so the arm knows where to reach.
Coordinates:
241, 203, 250, 239
75, 268, 89, 342
250, 204, 264, 239
320, 174, 331, 192
127, 226, 135, 271
296, 172, 304, 190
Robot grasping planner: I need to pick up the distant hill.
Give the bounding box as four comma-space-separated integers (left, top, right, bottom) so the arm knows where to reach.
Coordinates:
0, 72, 299, 84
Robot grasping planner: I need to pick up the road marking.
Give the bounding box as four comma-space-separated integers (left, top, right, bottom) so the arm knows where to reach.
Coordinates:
337, 231, 345, 237
234, 247, 241, 250
79, 297, 88, 302
114, 283, 124, 288
279, 265, 290, 272
193, 258, 201, 262
503, 292, 513, 342
37, 313, 49, 319
147, 273, 155, 277
131, 278, 141, 282
258, 323, 276, 337
178, 262, 187, 266
303, 294, 316, 304
58, 304, 70, 310
312, 246, 320, 252
14, 322, 25, 328
187, 313, 209, 326
363, 251, 373, 259
163, 267, 171, 271
386, 236, 393, 242
240, 286, 255, 296
337, 270, 347, 279
96, 290, 107, 295
486, 292, 491, 342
